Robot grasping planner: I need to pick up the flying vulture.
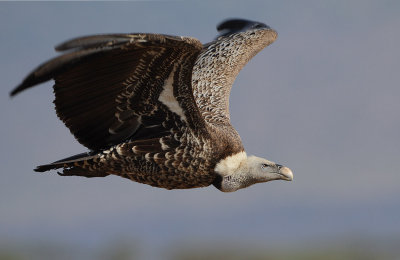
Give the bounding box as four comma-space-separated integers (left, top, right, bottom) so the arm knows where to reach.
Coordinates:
11, 19, 293, 192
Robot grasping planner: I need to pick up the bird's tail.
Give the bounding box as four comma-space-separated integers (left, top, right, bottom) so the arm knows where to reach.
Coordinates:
35, 152, 109, 178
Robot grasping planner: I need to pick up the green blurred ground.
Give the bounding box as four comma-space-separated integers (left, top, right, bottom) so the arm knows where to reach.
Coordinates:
1, 237, 399, 260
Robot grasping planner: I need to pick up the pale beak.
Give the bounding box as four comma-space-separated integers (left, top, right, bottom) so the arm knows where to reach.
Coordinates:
277, 165, 293, 181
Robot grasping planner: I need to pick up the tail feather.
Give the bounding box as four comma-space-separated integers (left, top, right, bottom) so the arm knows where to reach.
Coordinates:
34, 152, 109, 178
35, 164, 61, 172
34, 152, 96, 172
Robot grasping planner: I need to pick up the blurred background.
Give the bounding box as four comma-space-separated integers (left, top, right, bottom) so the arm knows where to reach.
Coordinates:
1, 1, 399, 259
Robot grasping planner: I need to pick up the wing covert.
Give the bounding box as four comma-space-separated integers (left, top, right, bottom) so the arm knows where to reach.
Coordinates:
192, 19, 277, 125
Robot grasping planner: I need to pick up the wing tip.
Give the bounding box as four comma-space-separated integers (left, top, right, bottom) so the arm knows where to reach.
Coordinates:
10, 82, 30, 97
9, 87, 20, 97
54, 43, 66, 52
10, 72, 42, 97
216, 18, 273, 37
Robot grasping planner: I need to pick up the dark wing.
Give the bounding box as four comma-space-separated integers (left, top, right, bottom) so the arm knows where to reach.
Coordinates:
192, 19, 277, 124
11, 33, 205, 150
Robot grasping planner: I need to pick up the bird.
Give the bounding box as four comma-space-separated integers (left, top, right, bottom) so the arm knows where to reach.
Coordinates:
10, 18, 293, 192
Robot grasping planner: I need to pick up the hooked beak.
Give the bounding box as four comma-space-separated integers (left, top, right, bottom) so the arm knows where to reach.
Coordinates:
277, 165, 293, 181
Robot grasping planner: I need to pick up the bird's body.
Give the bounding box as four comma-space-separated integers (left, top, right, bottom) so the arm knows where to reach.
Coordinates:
11, 19, 293, 192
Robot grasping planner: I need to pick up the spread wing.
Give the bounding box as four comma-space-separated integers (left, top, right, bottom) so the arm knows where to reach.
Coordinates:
11, 33, 206, 150
192, 19, 277, 124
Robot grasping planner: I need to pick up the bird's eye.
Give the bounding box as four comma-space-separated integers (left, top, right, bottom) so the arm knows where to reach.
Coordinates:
261, 164, 270, 170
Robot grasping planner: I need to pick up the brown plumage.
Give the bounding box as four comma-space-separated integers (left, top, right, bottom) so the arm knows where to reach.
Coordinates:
11, 19, 293, 192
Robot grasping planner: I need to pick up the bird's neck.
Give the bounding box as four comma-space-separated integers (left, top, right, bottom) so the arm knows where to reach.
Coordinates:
214, 151, 256, 192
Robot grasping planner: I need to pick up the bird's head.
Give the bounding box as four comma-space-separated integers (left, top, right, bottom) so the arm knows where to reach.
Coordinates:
214, 152, 293, 192
247, 155, 293, 182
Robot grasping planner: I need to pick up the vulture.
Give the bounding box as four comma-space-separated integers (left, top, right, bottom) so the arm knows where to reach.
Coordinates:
11, 19, 293, 192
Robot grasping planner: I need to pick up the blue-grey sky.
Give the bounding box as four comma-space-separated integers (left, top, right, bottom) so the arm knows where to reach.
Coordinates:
1, 1, 400, 258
